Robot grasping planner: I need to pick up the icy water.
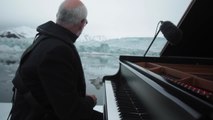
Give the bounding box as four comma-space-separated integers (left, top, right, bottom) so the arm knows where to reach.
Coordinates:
0, 37, 166, 105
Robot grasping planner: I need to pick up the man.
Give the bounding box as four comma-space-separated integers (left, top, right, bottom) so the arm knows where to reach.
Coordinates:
9, 0, 103, 120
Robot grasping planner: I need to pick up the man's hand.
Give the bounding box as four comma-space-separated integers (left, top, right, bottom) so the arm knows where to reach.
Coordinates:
87, 95, 97, 105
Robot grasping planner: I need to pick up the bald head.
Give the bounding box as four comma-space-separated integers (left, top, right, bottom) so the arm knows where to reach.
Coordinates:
56, 0, 87, 25
63, 0, 84, 9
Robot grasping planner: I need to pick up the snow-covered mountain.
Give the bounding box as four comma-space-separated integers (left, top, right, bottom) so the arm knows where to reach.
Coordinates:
0, 26, 37, 39
0, 27, 107, 41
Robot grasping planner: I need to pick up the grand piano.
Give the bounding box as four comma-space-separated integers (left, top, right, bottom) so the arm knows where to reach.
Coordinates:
103, 0, 213, 120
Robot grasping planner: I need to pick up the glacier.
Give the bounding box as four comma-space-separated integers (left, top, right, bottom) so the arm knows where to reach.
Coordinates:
0, 27, 167, 105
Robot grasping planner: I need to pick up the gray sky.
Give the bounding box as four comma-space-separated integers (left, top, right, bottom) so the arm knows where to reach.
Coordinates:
0, 0, 191, 38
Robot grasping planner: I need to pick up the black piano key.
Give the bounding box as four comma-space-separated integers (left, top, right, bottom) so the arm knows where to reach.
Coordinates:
122, 118, 142, 120
111, 81, 151, 120
120, 113, 142, 119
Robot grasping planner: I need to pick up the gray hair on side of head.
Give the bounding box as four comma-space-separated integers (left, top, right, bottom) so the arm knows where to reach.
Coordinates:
56, 1, 87, 25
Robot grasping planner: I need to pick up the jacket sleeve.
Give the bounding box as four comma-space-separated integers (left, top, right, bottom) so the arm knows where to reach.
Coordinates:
38, 45, 95, 120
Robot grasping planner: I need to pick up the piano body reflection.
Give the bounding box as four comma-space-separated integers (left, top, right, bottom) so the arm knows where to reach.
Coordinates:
103, 0, 213, 120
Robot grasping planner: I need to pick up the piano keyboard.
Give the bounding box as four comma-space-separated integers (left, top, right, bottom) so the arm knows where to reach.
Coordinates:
105, 80, 150, 120
105, 81, 120, 120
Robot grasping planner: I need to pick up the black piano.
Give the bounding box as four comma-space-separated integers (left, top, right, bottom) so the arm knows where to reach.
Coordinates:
103, 0, 213, 120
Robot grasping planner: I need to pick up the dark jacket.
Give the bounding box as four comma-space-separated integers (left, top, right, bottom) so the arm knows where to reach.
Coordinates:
11, 21, 95, 120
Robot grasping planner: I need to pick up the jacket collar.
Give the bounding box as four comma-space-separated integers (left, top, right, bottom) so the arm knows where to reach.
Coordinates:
36, 21, 78, 43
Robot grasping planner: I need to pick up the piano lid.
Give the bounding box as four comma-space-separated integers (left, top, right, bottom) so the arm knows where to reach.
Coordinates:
161, 0, 213, 58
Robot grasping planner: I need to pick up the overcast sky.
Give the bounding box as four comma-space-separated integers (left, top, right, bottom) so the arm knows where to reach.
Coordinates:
0, 0, 191, 38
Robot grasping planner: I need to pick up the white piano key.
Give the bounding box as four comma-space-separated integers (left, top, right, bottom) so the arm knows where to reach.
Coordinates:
105, 81, 120, 120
